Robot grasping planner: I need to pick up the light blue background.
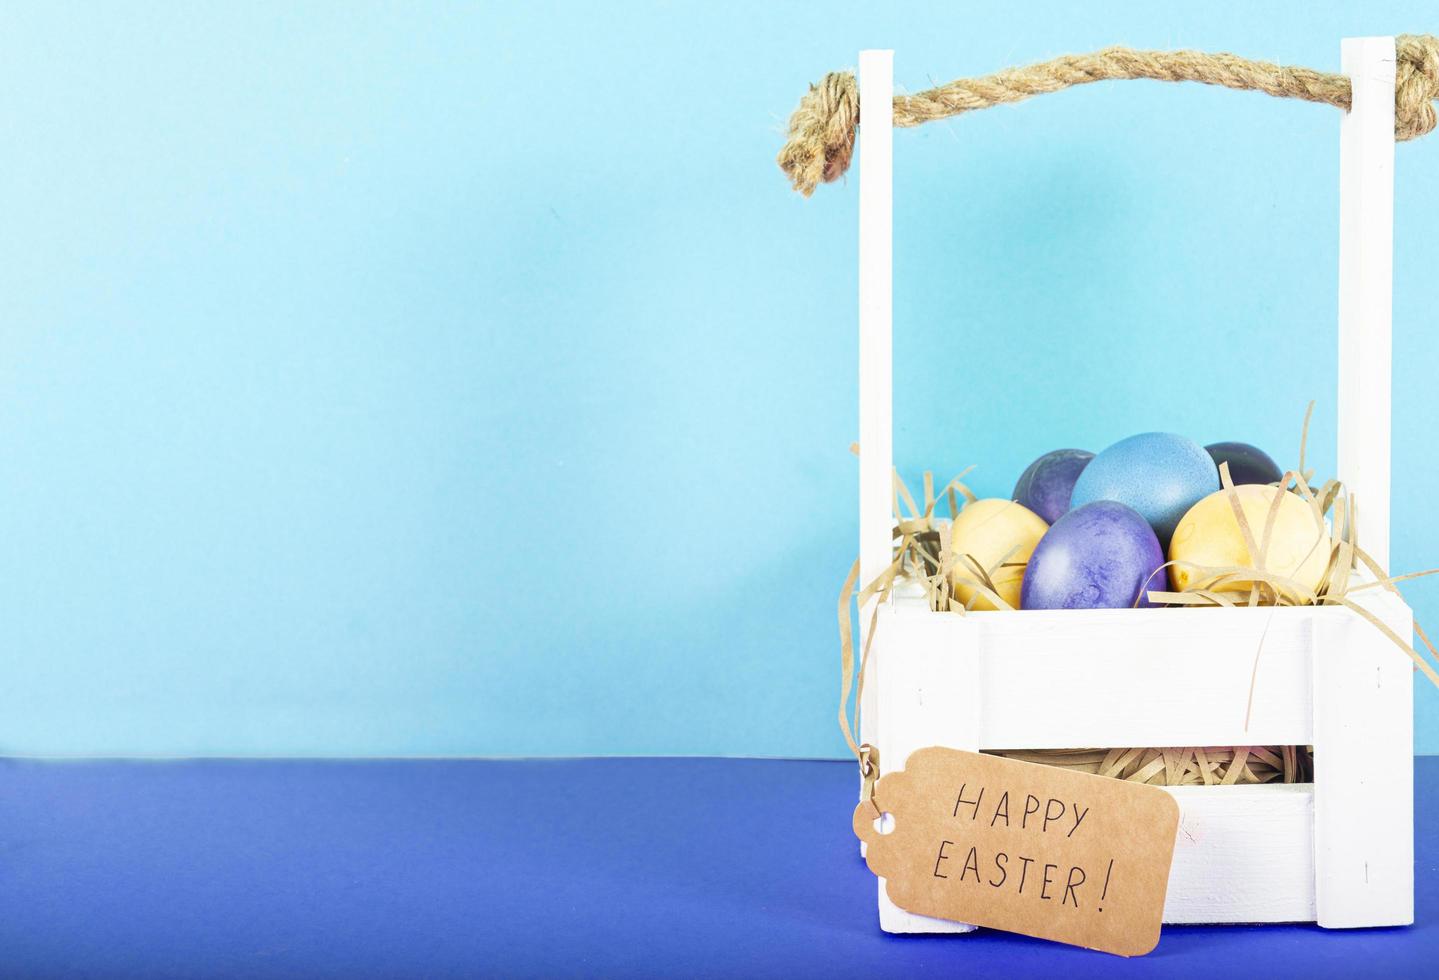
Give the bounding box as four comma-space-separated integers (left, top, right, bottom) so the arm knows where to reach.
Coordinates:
3, 3, 1438, 756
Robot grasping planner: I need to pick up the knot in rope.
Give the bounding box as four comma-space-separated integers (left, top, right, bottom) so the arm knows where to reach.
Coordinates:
776, 71, 859, 197
1396, 34, 1439, 140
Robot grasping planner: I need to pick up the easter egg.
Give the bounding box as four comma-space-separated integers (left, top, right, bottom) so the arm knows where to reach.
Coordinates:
1021, 501, 1164, 609
947, 498, 1049, 611
1205, 441, 1284, 486
1169, 484, 1331, 600
1012, 448, 1094, 524
1069, 432, 1219, 550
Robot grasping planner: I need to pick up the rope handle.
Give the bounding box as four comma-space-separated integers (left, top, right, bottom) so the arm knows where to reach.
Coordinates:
778, 35, 1439, 196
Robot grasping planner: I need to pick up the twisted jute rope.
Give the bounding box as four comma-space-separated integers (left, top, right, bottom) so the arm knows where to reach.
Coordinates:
780, 35, 1439, 195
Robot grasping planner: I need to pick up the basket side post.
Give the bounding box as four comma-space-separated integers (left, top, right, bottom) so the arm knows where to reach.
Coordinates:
1312, 598, 1414, 927
857, 49, 894, 765
1337, 35, 1395, 570
873, 607, 981, 934
1314, 37, 1409, 931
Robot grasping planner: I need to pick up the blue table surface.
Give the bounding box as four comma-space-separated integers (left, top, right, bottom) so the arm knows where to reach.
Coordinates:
2, 756, 1436, 978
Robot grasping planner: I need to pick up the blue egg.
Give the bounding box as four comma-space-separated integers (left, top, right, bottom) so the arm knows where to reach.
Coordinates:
1069, 432, 1219, 549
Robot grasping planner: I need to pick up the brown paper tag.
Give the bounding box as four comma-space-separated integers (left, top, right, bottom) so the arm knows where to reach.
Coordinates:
853, 747, 1180, 957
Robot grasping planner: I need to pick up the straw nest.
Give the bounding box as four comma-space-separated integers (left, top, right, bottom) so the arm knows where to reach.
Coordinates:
839, 407, 1439, 787
988, 746, 1311, 786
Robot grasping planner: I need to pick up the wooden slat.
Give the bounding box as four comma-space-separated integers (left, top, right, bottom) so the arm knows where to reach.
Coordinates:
1337, 36, 1395, 571
878, 604, 1318, 751
857, 48, 894, 768
1162, 785, 1316, 923
873, 598, 980, 934
1313, 589, 1413, 926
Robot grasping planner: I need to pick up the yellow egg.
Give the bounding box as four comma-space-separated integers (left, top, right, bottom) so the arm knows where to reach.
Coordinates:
1168, 485, 1331, 600
946, 498, 1049, 610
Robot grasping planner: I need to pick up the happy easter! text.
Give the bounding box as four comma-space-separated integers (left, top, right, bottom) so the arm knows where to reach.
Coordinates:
931, 782, 1113, 911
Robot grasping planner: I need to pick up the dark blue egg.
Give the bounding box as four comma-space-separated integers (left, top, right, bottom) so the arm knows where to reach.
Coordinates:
1021, 501, 1165, 609
1069, 432, 1219, 550
1012, 448, 1094, 524
1205, 441, 1284, 486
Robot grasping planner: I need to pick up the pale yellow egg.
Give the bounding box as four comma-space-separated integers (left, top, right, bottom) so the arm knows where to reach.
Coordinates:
946, 498, 1049, 610
1168, 485, 1332, 600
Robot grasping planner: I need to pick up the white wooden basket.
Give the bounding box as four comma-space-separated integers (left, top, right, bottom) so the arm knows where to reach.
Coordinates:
856, 37, 1413, 932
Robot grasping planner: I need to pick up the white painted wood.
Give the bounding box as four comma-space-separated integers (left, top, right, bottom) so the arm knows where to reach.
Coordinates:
872, 604, 980, 765
1163, 785, 1316, 923
884, 601, 1317, 749
857, 50, 895, 764
1312, 587, 1413, 927
870, 584, 1413, 931
879, 880, 978, 933
1337, 36, 1396, 571
870, 603, 981, 933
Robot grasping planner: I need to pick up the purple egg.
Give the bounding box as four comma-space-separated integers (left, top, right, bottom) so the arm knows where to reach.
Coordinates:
1205, 441, 1283, 486
1012, 449, 1094, 524
1021, 500, 1165, 610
